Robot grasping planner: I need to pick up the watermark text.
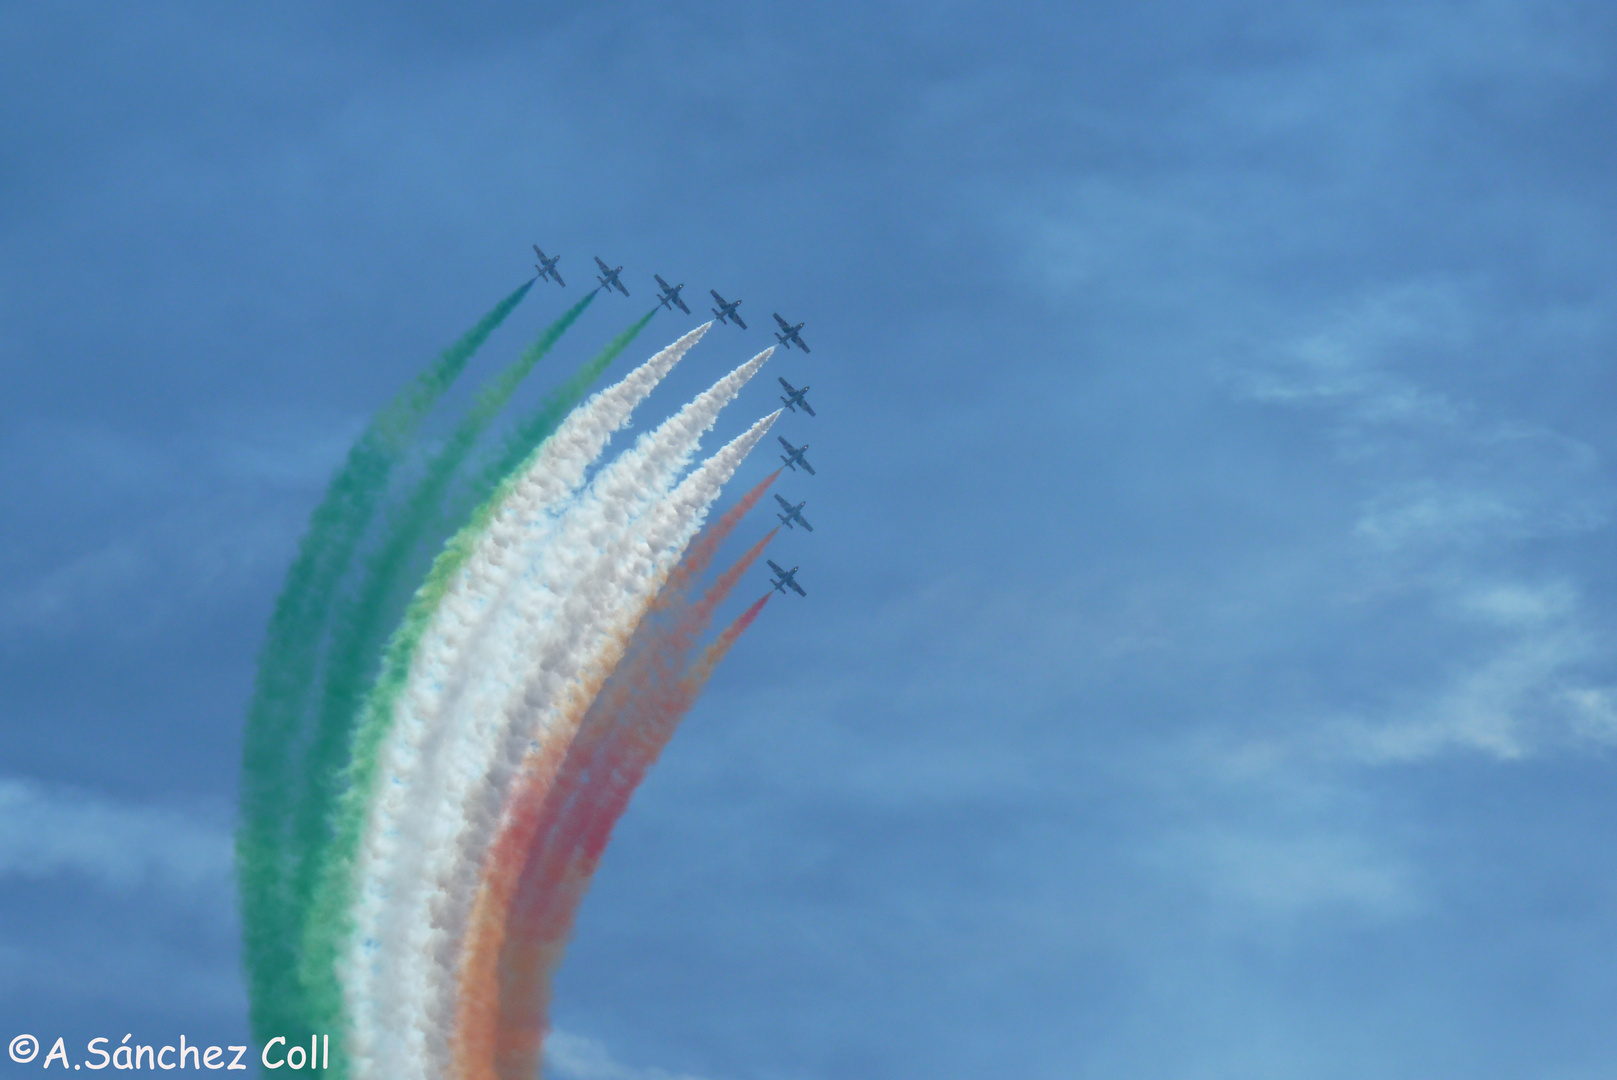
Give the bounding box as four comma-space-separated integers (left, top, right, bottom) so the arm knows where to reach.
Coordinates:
8, 1034, 330, 1070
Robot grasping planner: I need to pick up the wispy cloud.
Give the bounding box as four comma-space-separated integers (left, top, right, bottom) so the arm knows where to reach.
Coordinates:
1236, 281, 1607, 546
545, 1031, 714, 1080
1151, 825, 1422, 923
0, 776, 231, 895
0, 416, 358, 642
1230, 281, 1615, 764
1336, 595, 1592, 761
0, 777, 240, 1013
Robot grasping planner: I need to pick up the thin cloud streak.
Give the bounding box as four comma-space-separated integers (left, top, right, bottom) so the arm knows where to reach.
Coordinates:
0, 776, 231, 894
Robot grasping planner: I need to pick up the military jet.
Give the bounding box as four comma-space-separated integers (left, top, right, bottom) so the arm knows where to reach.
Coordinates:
777, 377, 815, 417
654, 275, 690, 314
774, 493, 814, 532
594, 256, 630, 296
532, 245, 565, 287
772, 313, 810, 353
777, 436, 815, 475
710, 290, 747, 329
767, 559, 807, 597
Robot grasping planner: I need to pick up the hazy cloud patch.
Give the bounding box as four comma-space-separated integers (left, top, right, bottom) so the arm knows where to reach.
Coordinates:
1152, 825, 1422, 922
546, 1031, 714, 1080
0, 776, 231, 896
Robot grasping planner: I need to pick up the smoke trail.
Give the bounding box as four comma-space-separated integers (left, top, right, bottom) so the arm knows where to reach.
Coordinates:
663, 472, 782, 598
469, 308, 659, 505
689, 591, 772, 684
300, 327, 702, 1069
304, 329, 709, 1073
386, 415, 778, 1080
237, 278, 532, 1044
282, 293, 608, 966
372, 392, 777, 1080
477, 582, 775, 1080
449, 476, 778, 1078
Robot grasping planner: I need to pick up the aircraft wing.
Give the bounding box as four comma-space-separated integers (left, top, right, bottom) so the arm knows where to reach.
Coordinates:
795, 337, 810, 353
613, 277, 630, 296
710, 289, 726, 304
798, 514, 814, 532
732, 311, 748, 330
789, 578, 807, 596
774, 494, 793, 511
534, 245, 547, 260
778, 436, 794, 451
799, 398, 815, 417
674, 295, 690, 314
655, 274, 669, 289
767, 559, 786, 575
774, 312, 791, 330
552, 269, 565, 287
595, 255, 611, 273
778, 377, 795, 392
800, 459, 816, 476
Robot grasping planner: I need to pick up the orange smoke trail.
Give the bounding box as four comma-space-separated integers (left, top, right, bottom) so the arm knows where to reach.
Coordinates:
450, 481, 778, 1080
477, 553, 775, 1080
449, 614, 639, 1080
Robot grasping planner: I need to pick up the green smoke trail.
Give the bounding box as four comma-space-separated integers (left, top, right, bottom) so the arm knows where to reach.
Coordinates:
236, 279, 534, 1048
295, 307, 658, 1071
272, 291, 596, 1030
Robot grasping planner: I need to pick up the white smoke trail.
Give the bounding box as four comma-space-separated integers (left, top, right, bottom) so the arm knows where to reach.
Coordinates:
397, 373, 774, 1080
421, 412, 783, 1071
341, 326, 708, 1072
349, 350, 773, 1080
415, 323, 714, 721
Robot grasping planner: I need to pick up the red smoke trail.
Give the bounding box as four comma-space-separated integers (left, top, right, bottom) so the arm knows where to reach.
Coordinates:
686, 591, 770, 688
492, 589, 772, 1080
450, 476, 779, 1080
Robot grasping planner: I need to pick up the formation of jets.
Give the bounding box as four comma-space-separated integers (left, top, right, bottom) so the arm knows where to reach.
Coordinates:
527, 243, 810, 346
529, 242, 821, 598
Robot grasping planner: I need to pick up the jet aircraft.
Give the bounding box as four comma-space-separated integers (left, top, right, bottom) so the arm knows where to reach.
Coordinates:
654, 275, 690, 314
767, 559, 807, 597
710, 290, 747, 329
532, 245, 565, 287
777, 377, 816, 417
777, 436, 815, 475
594, 256, 630, 296
774, 493, 814, 532
772, 313, 810, 352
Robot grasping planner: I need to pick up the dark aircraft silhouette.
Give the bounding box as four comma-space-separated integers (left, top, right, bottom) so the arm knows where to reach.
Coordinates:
777, 436, 815, 475
710, 290, 747, 329
654, 275, 690, 314
772, 313, 810, 352
594, 256, 630, 296
777, 377, 815, 417
532, 245, 565, 287
767, 559, 807, 597
774, 493, 813, 532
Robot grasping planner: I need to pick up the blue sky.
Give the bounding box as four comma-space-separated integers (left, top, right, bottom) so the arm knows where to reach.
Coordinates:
3, 2, 1617, 1077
